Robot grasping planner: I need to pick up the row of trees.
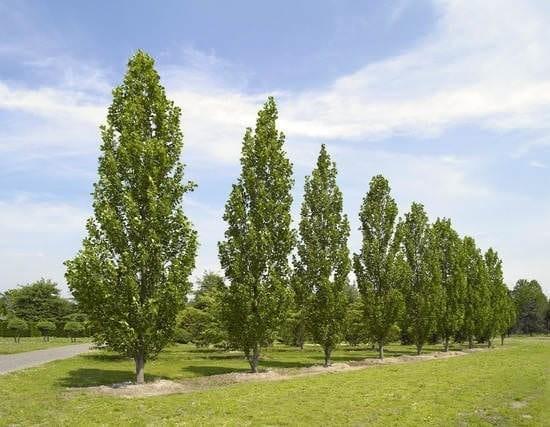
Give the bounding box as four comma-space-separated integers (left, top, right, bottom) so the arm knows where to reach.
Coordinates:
218, 98, 519, 370
65, 51, 548, 384
0, 279, 87, 342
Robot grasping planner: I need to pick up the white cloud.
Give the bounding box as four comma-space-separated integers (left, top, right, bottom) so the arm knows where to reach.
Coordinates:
2, 0, 550, 296
4, 1, 550, 161
529, 160, 547, 169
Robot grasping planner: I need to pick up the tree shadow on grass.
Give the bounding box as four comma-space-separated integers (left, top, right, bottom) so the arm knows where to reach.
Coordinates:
57, 368, 169, 388
80, 353, 129, 363
182, 365, 250, 377
195, 354, 246, 361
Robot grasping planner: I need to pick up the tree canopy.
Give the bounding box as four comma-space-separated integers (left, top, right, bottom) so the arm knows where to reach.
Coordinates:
354, 175, 404, 359
218, 97, 294, 372
2, 279, 74, 322
294, 144, 350, 366
65, 50, 197, 384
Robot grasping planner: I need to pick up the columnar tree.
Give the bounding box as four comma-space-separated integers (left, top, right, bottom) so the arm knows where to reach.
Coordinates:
398, 203, 442, 355
484, 248, 506, 347
432, 218, 465, 351
294, 145, 350, 366
496, 290, 516, 345
353, 175, 404, 359
218, 97, 294, 373
65, 51, 197, 384
461, 237, 488, 348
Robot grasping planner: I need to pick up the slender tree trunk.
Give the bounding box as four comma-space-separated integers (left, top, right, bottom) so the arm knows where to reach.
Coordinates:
378, 343, 384, 360
248, 345, 260, 373
135, 352, 145, 384
487, 338, 492, 348
416, 343, 422, 355
468, 336, 473, 349
444, 337, 450, 352
501, 334, 505, 346
324, 346, 332, 367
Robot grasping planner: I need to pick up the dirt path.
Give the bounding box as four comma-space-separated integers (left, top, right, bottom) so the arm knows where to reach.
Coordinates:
0, 344, 92, 375
78, 348, 488, 398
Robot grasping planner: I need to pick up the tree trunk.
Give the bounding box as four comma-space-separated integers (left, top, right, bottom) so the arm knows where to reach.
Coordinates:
134, 353, 145, 384
444, 337, 449, 352
378, 343, 384, 360
468, 337, 473, 349
487, 338, 492, 348
501, 334, 505, 346
324, 346, 332, 367
416, 344, 422, 355
248, 345, 260, 373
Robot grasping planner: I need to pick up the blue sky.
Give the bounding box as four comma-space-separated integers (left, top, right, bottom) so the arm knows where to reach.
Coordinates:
1, 0, 550, 295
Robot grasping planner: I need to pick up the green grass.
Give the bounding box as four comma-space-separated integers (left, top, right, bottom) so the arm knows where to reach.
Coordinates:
0, 336, 90, 354
0, 337, 547, 426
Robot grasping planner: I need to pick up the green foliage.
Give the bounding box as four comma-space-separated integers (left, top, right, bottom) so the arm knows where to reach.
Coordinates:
175, 272, 228, 348
461, 236, 490, 346
343, 298, 368, 346
0, 292, 8, 317
193, 272, 226, 307
7, 317, 27, 342
65, 50, 197, 383
218, 97, 294, 372
2, 279, 74, 322
294, 145, 350, 365
398, 203, 443, 354
176, 292, 227, 348
432, 218, 465, 350
36, 320, 56, 341
64, 321, 85, 342
353, 175, 404, 358
512, 279, 548, 334
484, 248, 508, 346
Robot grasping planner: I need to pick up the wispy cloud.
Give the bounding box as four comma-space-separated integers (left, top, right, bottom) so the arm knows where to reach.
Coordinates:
1, 0, 550, 294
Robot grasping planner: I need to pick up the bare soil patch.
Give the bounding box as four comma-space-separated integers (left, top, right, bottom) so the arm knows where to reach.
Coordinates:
72, 348, 489, 398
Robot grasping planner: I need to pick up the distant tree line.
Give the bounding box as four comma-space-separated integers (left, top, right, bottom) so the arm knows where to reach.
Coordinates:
0, 278, 88, 342
63, 51, 550, 383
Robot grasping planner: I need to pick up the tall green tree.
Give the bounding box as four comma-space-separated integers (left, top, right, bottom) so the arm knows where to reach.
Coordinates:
218, 97, 294, 372
294, 145, 350, 366
461, 237, 489, 348
398, 203, 442, 355
484, 248, 506, 347
65, 51, 197, 384
353, 175, 404, 359
496, 289, 516, 345
512, 279, 548, 335
432, 218, 465, 351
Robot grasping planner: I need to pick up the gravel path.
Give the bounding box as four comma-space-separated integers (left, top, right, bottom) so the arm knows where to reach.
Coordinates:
0, 344, 92, 375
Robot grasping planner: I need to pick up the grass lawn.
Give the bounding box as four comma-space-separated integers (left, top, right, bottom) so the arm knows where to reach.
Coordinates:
0, 337, 547, 426
0, 336, 90, 355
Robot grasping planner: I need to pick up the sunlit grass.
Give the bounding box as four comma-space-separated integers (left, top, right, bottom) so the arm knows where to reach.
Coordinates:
0, 337, 547, 426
